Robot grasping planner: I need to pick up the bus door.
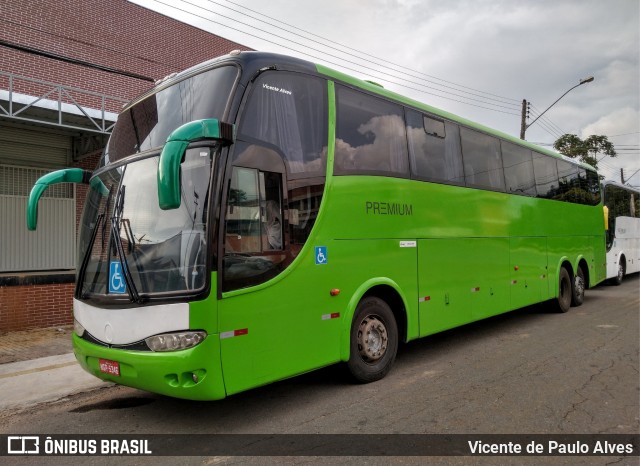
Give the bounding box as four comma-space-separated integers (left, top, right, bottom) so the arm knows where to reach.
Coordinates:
217, 146, 339, 395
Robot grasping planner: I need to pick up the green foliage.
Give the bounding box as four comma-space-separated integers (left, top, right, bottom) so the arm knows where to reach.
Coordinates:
553, 134, 616, 169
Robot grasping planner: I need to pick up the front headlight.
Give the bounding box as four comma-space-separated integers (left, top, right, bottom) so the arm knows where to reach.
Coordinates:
74, 319, 86, 337
145, 331, 207, 352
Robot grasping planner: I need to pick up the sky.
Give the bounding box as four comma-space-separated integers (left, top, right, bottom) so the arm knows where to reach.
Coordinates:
131, 0, 639, 185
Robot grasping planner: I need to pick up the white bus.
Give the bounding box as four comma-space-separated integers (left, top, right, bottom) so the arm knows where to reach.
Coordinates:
603, 181, 640, 285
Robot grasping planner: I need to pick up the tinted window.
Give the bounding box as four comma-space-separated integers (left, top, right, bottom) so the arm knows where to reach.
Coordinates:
423, 116, 445, 137
585, 169, 601, 205
604, 183, 637, 248
240, 72, 328, 178
605, 184, 638, 218
460, 127, 505, 191
406, 110, 464, 184
335, 86, 409, 176
501, 141, 536, 196
532, 152, 559, 199
104, 66, 238, 164
555, 160, 579, 198
223, 167, 286, 291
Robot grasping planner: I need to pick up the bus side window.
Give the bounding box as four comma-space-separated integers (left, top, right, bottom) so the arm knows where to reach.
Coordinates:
406, 109, 464, 184
532, 152, 559, 199
555, 160, 581, 202
501, 141, 536, 196
223, 167, 286, 291
460, 127, 505, 191
334, 85, 409, 177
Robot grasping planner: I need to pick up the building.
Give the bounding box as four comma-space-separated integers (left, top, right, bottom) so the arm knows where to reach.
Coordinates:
0, 0, 250, 331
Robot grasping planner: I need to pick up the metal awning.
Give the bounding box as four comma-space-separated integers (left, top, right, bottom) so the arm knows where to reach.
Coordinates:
0, 71, 128, 134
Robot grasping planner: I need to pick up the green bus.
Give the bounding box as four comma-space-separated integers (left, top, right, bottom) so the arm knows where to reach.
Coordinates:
28, 51, 606, 400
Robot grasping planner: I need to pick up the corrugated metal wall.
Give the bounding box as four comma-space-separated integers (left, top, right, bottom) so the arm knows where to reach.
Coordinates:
0, 124, 76, 273
0, 126, 71, 168
0, 195, 76, 271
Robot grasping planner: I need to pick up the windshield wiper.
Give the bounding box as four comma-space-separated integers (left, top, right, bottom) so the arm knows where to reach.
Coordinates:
78, 184, 114, 299
111, 185, 143, 303
77, 212, 104, 299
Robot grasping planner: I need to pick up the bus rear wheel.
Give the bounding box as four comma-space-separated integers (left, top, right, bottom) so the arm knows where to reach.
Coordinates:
571, 266, 586, 307
555, 267, 572, 313
347, 296, 398, 383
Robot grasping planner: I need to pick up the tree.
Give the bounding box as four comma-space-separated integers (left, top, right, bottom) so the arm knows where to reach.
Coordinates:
553, 134, 616, 169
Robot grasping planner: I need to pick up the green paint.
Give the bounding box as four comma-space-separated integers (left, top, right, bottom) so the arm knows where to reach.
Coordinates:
27, 168, 90, 230
59, 55, 605, 400
158, 119, 234, 210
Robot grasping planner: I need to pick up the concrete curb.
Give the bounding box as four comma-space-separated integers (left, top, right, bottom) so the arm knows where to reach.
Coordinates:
0, 353, 112, 410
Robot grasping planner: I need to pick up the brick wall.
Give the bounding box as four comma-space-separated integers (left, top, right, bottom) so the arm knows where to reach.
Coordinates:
0, 283, 75, 331
0, 0, 251, 106
1, 0, 251, 331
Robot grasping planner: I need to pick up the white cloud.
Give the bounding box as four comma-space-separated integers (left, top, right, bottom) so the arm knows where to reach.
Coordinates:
581, 108, 639, 139
130, 0, 639, 181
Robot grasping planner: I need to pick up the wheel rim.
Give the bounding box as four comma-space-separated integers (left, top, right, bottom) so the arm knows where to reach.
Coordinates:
617, 263, 624, 281
357, 315, 388, 363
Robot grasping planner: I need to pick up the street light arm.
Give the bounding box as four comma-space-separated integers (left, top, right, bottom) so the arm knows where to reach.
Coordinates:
520, 76, 594, 139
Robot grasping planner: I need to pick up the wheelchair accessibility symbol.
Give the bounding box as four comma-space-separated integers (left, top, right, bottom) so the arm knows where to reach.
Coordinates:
315, 246, 328, 265
109, 261, 127, 294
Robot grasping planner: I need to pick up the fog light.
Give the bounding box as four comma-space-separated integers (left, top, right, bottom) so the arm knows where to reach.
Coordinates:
74, 319, 86, 337
192, 373, 199, 383
145, 331, 207, 352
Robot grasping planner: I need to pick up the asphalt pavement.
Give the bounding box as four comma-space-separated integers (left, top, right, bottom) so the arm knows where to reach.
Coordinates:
1, 275, 638, 413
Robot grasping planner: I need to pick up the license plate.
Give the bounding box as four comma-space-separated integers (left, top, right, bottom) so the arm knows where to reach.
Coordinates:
99, 358, 120, 377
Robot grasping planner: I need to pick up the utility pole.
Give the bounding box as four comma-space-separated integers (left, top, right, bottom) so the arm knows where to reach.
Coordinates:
621, 168, 625, 184
519, 99, 528, 140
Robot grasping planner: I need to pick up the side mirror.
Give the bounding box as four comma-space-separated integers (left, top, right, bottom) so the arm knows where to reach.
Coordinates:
27, 168, 93, 230
158, 119, 235, 210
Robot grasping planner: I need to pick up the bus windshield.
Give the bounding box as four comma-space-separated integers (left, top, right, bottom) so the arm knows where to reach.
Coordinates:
78, 147, 216, 300
76, 64, 238, 300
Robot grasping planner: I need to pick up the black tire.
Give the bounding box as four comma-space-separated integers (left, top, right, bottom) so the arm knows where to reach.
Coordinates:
611, 257, 625, 286
571, 266, 586, 307
555, 267, 572, 313
347, 296, 398, 383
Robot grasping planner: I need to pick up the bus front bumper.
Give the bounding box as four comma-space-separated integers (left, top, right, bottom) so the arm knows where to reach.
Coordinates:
73, 333, 227, 400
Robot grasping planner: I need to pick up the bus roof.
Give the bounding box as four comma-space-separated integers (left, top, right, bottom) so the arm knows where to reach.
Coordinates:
126, 51, 597, 173
602, 180, 640, 193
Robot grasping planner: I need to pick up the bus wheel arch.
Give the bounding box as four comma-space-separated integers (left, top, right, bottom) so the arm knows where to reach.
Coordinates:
362, 285, 407, 344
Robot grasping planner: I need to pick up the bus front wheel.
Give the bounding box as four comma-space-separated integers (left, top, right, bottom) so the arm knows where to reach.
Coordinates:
347, 296, 398, 383
555, 267, 572, 313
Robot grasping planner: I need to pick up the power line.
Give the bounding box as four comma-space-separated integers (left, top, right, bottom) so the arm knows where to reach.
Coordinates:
529, 104, 566, 135
0, 40, 155, 82
213, 0, 521, 106
177, 0, 520, 111
0, 18, 178, 74
151, 0, 521, 116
